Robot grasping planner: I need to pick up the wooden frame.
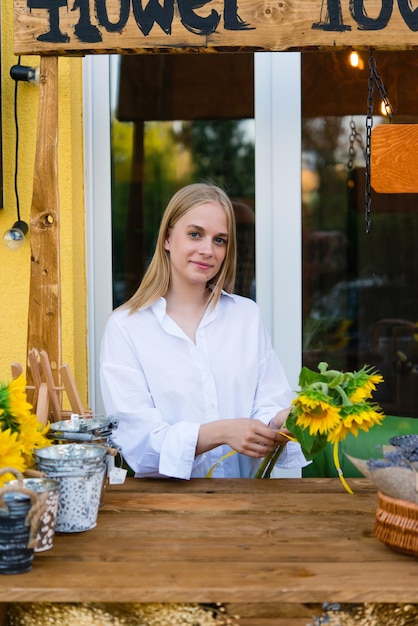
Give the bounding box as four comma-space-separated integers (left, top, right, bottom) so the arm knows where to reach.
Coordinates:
13, 0, 418, 400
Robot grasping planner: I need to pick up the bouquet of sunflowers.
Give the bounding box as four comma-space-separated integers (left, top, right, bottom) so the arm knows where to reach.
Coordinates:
0, 375, 50, 487
255, 362, 385, 492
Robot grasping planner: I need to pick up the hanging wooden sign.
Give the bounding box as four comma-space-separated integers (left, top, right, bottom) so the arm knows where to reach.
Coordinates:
371, 124, 418, 194
14, 0, 418, 56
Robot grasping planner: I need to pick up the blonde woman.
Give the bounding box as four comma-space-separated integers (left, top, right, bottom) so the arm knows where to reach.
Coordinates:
100, 183, 307, 478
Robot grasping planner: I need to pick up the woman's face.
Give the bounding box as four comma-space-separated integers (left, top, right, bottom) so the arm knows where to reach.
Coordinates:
164, 201, 229, 289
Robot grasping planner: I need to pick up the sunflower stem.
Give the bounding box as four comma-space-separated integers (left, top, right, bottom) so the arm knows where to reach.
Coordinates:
254, 444, 285, 479
332, 441, 354, 494
335, 384, 353, 407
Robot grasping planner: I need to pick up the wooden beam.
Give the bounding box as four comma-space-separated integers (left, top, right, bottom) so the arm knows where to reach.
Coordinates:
27, 56, 61, 388
14, 0, 418, 57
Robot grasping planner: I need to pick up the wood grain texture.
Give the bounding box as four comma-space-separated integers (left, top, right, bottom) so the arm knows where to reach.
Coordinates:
0, 478, 416, 609
26, 57, 61, 387
371, 124, 418, 193
13, 0, 418, 56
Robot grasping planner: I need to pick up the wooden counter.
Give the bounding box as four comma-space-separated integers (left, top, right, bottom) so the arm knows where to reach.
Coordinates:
1, 478, 417, 625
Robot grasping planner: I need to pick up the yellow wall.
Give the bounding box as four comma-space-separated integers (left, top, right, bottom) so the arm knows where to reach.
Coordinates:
0, 7, 88, 406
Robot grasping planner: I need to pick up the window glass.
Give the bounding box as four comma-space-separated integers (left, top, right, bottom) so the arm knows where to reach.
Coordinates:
110, 54, 255, 307
302, 51, 418, 418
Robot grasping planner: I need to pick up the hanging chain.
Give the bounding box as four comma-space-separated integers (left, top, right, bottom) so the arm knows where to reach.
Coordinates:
364, 52, 393, 234
347, 116, 365, 212
365, 64, 375, 234
348, 116, 365, 174
369, 55, 393, 120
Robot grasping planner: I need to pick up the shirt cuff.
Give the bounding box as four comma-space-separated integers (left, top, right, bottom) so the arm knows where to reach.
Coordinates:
276, 441, 310, 468
158, 422, 201, 479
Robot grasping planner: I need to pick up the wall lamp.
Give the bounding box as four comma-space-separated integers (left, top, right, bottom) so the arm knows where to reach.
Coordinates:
3, 220, 29, 249
10, 64, 39, 85
2, 58, 33, 249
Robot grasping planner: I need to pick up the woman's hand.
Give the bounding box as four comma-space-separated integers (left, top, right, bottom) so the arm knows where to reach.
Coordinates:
269, 407, 296, 445
269, 407, 291, 431
197, 418, 280, 458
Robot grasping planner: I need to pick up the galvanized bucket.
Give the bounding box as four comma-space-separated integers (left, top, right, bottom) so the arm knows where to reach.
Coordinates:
47, 415, 118, 446
35, 444, 107, 533
47, 415, 119, 505
0, 469, 47, 574
6, 475, 60, 552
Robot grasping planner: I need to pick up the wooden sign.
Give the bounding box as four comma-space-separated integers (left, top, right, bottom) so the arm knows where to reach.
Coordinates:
371, 124, 418, 193
14, 0, 418, 56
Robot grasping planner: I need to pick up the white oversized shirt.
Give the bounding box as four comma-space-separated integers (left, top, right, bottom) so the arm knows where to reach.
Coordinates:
100, 291, 308, 479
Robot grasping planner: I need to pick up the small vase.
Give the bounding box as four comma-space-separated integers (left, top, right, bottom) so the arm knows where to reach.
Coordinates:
0, 468, 46, 575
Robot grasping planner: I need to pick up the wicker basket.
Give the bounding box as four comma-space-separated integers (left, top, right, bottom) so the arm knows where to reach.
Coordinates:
374, 491, 418, 557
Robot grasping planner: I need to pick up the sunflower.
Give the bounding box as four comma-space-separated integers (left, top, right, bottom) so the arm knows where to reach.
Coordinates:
0, 429, 25, 487
293, 389, 341, 436
327, 404, 385, 444
0, 375, 51, 479
7, 375, 34, 422
16, 413, 51, 465
346, 367, 384, 403
256, 362, 385, 490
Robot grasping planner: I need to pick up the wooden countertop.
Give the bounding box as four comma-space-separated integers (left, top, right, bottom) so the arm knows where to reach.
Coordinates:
1, 477, 417, 623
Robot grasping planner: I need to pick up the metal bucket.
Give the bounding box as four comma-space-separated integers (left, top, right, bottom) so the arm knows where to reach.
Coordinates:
35, 444, 107, 533
47, 415, 118, 446
0, 470, 47, 574
47, 415, 119, 506
6, 477, 60, 552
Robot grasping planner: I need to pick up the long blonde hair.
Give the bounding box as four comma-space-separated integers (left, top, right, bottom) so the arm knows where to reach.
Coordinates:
124, 183, 237, 313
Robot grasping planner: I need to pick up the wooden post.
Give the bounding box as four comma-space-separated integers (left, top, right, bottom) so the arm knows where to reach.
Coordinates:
26, 56, 61, 387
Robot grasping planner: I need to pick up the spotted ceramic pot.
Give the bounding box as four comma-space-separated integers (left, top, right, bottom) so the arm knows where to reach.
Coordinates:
6, 478, 60, 552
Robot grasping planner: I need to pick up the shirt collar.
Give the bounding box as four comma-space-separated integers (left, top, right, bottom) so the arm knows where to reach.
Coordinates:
150, 290, 236, 323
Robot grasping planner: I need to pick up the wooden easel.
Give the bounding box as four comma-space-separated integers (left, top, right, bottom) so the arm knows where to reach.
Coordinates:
13, 349, 87, 423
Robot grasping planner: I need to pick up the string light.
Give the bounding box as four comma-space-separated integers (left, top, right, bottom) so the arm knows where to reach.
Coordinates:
380, 100, 393, 117
3, 57, 33, 250
349, 51, 364, 70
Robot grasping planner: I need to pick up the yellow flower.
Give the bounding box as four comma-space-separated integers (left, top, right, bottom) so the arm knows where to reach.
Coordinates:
349, 373, 384, 403
327, 405, 385, 444
294, 394, 341, 436
7, 375, 34, 422
16, 413, 51, 465
0, 375, 51, 478
0, 429, 25, 487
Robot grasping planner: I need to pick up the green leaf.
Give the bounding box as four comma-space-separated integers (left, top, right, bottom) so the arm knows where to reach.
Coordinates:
295, 426, 328, 460
285, 411, 329, 461
298, 366, 322, 388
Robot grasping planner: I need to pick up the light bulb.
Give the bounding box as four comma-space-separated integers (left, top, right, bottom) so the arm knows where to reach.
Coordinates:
3, 220, 29, 250
348, 51, 364, 70
10, 65, 40, 85
381, 100, 393, 117
349, 51, 359, 67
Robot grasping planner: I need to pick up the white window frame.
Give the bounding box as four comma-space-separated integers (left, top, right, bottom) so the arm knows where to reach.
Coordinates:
255, 52, 302, 391
84, 52, 302, 416
83, 55, 113, 415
